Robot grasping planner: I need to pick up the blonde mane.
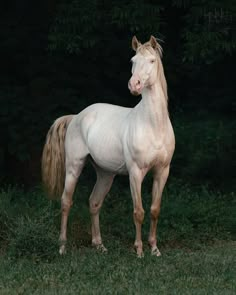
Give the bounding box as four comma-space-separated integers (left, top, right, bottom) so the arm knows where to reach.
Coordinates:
136, 41, 168, 102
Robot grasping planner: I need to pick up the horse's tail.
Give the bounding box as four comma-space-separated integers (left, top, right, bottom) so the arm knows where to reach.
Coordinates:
42, 115, 74, 199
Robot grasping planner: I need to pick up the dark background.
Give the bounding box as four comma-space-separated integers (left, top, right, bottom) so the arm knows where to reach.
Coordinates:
0, 0, 235, 191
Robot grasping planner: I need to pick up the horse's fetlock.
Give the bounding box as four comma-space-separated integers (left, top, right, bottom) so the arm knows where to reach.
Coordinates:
148, 237, 156, 247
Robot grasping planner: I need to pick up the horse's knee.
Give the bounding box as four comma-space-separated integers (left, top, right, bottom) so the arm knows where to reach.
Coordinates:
134, 207, 145, 224
90, 200, 102, 215
150, 205, 160, 220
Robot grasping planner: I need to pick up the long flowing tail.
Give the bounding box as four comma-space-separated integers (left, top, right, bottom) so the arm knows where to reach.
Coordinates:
42, 115, 74, 199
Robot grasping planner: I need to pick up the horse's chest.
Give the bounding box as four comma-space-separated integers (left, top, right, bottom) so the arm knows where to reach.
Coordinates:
128, 130, 168, 169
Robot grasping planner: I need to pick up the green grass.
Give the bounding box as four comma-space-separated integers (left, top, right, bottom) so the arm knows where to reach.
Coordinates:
0, 242, 235, 295
0, 181, 235, 294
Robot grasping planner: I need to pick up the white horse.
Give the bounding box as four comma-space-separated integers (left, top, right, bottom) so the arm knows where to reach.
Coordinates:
42, 36, 175, 257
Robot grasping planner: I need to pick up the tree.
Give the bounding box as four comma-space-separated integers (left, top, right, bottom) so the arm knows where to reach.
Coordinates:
48, 0, 236, 64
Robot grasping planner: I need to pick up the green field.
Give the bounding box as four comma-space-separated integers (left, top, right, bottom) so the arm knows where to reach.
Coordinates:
0, 241, 235, 294
0, 181, 235, 294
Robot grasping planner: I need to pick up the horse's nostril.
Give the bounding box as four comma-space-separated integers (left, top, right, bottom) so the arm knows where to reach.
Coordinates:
135, 80, 141, 89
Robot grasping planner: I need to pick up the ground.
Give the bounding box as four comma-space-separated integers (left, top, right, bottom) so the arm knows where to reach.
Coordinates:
0, 180, 235, 294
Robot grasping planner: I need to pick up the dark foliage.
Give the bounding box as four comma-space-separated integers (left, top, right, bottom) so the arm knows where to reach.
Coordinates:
0, 0, 235, 189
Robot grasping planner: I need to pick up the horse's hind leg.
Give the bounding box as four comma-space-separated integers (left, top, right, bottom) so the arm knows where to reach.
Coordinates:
89, 168, 114, 252
59, 156, 86, 255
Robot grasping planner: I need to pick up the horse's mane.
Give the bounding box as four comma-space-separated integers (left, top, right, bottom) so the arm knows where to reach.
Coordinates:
136, 42, 168, 102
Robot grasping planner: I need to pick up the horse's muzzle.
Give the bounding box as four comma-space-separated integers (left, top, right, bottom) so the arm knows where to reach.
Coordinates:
128, 76, 142, 96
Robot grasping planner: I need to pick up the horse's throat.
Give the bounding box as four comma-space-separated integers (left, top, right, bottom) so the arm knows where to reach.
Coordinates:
140, 84, 169, 129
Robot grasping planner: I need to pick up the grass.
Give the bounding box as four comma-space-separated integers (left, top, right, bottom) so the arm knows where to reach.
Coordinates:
0, 180, 235, 294
0, 242, 235, 295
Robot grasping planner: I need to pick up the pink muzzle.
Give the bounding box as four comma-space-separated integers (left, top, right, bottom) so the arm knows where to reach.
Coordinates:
128, 75, 143, 96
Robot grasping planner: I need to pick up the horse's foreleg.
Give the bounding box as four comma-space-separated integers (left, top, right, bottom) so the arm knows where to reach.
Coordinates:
149, 165, 170, 256
129, 167, 145, 258
89, 169, 114, 252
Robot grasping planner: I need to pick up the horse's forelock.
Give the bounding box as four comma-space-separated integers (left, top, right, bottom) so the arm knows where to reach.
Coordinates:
136, 42, 163, 58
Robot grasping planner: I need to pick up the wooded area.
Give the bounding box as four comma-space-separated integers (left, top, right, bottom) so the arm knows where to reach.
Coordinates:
1, 0, 235, 190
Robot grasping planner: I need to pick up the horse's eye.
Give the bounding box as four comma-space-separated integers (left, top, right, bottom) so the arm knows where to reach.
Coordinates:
150, 59, 155, 64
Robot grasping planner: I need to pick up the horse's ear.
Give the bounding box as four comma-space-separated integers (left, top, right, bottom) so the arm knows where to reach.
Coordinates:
132, 36, 140, 51
149, 35, 163, 57
149, 35, 158, 49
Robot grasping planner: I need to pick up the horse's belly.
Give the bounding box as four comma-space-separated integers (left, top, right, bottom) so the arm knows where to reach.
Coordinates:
92, 155, 127, 174
87, 134, 127, 174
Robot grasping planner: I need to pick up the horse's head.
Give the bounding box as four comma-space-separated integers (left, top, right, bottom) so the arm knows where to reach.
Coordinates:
128, 36, 163, 96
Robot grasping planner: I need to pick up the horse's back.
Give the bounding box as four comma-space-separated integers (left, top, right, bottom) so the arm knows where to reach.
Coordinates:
74, 103, 131, 134
79, 103, 131, 119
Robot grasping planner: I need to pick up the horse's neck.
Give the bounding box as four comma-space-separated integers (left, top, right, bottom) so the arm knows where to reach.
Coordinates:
138, 83, 169, 130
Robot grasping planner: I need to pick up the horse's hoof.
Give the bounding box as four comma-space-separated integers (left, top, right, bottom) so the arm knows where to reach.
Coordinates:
59, 245, 66, 255
93, 243, 108, 253
137, 249, 144, 258
151, 247, 161, 257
